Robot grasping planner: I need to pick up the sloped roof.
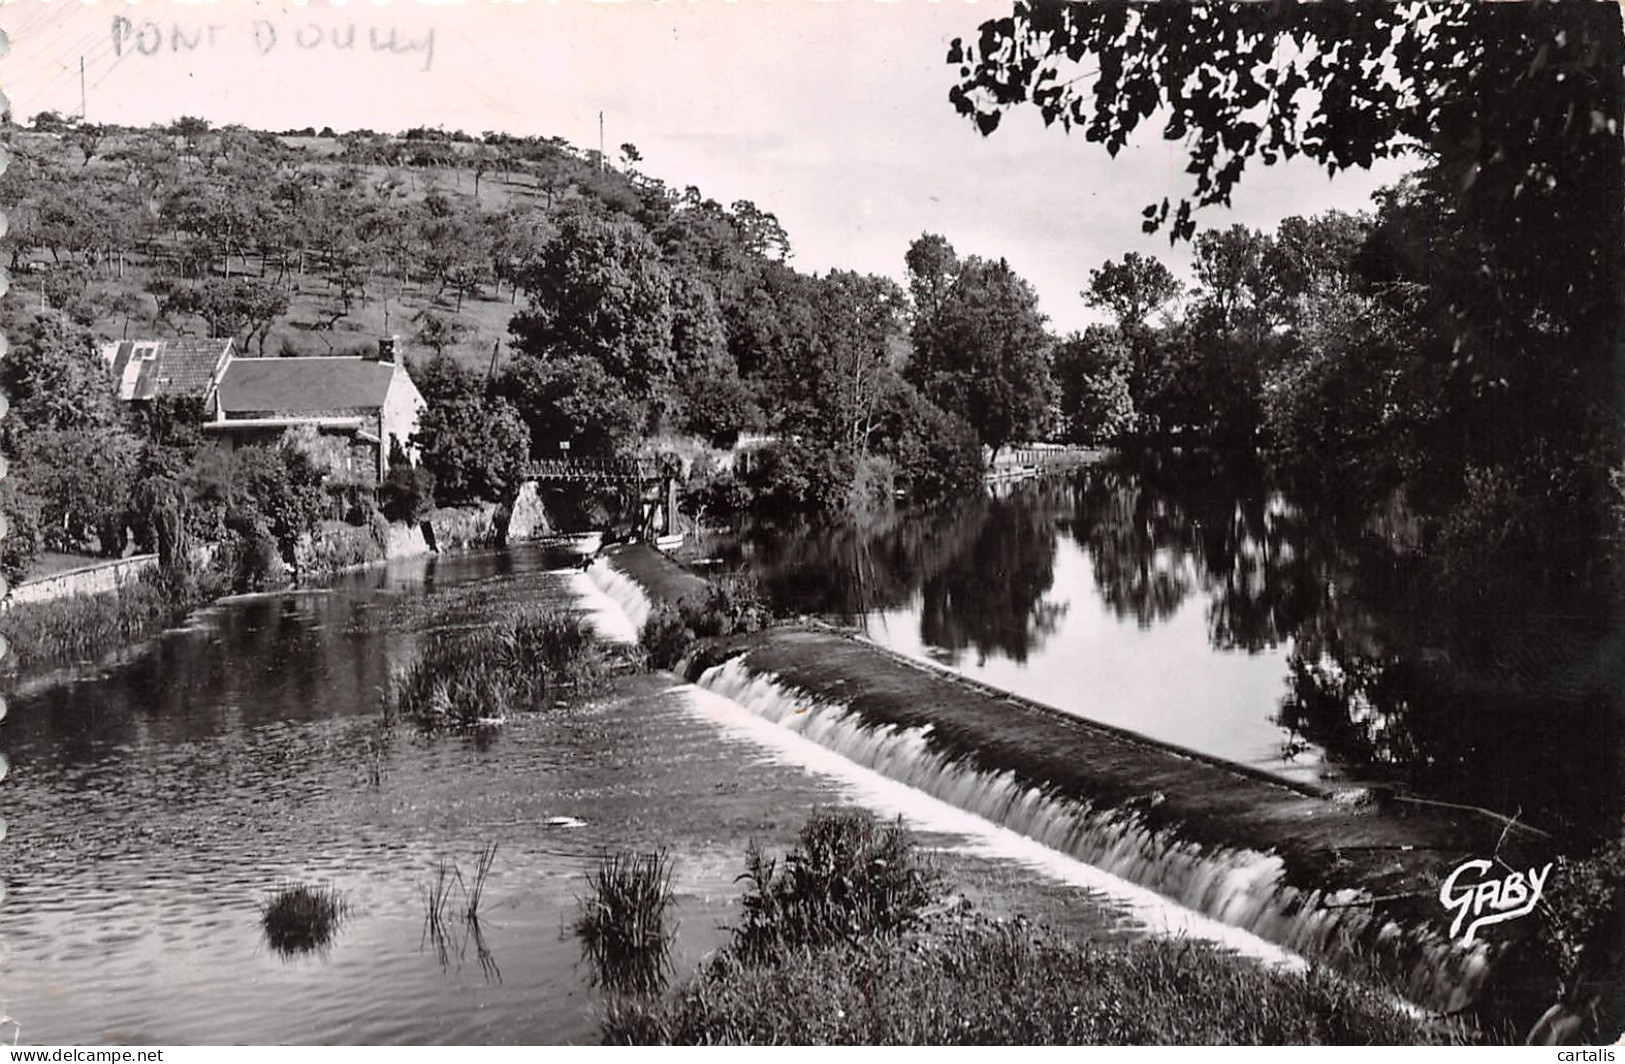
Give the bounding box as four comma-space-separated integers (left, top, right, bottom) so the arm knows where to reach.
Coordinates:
216, 356, 402, 414
101, 338, 234, 400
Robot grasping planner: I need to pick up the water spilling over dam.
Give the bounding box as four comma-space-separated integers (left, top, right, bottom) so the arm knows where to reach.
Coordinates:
593, 544, 1554, 1012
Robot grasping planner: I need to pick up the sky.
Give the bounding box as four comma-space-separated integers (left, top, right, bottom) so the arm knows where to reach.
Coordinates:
1, 0, 1411, 333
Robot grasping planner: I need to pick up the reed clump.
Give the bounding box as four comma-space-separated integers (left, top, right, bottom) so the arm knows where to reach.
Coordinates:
733, 808, 939, 963
391, 606, 612, 732
575, 850, 678, 996
261, 882, 349, 956
420, 844, 503, 982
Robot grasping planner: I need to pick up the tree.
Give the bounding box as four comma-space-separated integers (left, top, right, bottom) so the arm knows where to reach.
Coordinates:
906, 238, 1055, 460
1191, 225, 1275, 335
729, 200, 792, 263
947, 2, 1622, 259
786, 270, 909, 454
224, 444, 329, 564
412, 391, 532, 505
875, 376, 984, 504
1083, 252, 1180, 328
1266, 211, 1370, 326
496, 354, 644, 460
408, 355, 532, 503
0, 478, 45, 584
509, 209, 676, 401
1052, 327, 1136, 444
948, 1, 1625, 592
10, 425, 138, 556
413, 310, 470, 358
0, 312, 122, 443
154, 277, 289, 350
904, 232, 959, 323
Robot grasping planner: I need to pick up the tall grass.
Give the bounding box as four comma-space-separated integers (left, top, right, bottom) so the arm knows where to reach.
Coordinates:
602, 919, 1467, 1045
261, 882, 349, 957
464, 842, 498, 925
600, 809, 1469, 1046
391, 607, 612, 732
0, 562, 227, 671
575, 850, 678, 996
421, 857, 460, 939
420, 845, 504, 982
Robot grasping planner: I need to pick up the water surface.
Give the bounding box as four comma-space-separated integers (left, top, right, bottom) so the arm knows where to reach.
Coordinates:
697, 454, 1622, 839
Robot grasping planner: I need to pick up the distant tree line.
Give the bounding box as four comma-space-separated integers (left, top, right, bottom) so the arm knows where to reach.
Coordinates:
962, 0, 1624, 613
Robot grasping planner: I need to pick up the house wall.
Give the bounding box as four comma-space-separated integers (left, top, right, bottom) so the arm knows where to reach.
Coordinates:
212, 425, 380, 485
381, 365, 428, 469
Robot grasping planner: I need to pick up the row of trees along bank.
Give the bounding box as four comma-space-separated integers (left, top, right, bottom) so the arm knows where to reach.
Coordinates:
0, 116, 1067, 531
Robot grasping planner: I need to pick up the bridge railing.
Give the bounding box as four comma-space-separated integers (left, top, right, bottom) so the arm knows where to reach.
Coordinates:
526, 457, 662, 482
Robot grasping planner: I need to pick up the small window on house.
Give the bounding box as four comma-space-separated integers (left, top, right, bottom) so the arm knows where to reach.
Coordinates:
133, 342, 161, 361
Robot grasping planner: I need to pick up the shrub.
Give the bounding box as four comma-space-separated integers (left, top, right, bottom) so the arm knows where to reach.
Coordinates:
732, 809, 938, 964
298, 522, 386, 576
639, 603, 693, 672
637, 573, 773, 671
0, 481, 45, 586
261, 883, 348, 956
221, 524, 288, 593
684, 573, 771, 639
878, 383, 984, 505
743, 439, 857, 517
680, 463, 753, 521
575, 850, 678, 996
378, 463, 437, 524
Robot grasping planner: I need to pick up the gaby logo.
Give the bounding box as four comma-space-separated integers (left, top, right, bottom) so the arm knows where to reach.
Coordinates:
1439, 858, 1553, 943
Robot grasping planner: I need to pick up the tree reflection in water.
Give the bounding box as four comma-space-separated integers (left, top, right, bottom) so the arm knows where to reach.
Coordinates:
710, 452, 1621, 840
1069, 452, 1621, 842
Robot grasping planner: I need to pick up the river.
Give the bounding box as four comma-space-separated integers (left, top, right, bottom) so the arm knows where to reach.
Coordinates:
2, 541, 1295, 1045
694, 452, 1622, 843
5, 453, 1615, 1042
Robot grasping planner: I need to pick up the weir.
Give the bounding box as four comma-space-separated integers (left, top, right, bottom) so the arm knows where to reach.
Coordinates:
590, 545, 1549, 1013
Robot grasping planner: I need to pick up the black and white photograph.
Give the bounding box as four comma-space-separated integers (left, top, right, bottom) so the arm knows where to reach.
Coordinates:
0, 0, 1619, 1048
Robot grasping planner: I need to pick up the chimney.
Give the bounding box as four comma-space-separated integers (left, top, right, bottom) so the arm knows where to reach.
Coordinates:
376, 335, 398, 364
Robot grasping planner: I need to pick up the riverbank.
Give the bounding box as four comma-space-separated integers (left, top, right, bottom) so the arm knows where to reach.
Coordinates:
0, 562, 227, 673
601, 811, 1464, 1045
0, 489, 555, 675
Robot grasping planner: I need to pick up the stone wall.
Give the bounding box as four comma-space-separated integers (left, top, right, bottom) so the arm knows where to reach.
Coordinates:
4, 555, 160, 607
426, 503, 503, 551
501, 481, 553, 542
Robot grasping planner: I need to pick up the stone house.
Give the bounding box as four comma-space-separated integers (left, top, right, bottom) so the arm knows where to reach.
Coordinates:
100, 337, 236, 408
203, 343, 427, 485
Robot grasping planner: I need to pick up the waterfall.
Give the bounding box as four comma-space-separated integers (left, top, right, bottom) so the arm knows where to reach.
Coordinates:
555, 558, 649, 645
586, 558, 653, 632
678, 681, 1307, 970
693, 654, 1493, 1012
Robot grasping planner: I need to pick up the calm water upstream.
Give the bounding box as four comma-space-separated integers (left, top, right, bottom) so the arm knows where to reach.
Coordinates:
697, 453, 1623, 842
3, 543, 1290, 1045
